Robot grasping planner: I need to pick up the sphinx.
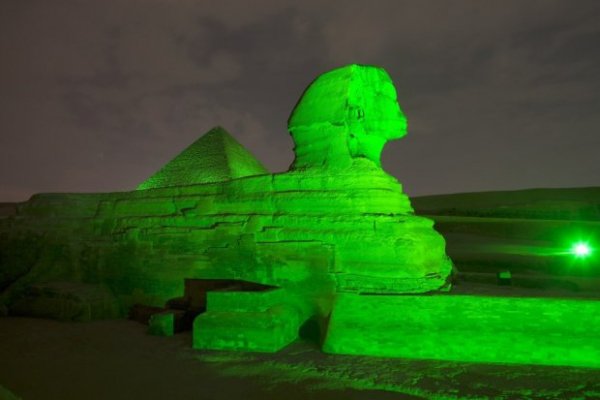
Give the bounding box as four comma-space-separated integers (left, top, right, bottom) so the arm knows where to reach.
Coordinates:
0, 64, 452, 353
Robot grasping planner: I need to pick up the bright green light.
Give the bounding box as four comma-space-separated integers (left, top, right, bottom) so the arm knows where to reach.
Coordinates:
572, 242, 591, 258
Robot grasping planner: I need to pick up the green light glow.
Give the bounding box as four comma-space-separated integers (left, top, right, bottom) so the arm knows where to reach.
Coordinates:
3, 64, 599, 369
572, 242, 591, 257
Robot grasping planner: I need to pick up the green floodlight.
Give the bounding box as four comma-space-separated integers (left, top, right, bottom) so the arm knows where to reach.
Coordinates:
571, 242, 591, 258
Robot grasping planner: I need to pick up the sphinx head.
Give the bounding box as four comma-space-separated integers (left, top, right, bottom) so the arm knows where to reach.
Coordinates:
288, 64, 407, 170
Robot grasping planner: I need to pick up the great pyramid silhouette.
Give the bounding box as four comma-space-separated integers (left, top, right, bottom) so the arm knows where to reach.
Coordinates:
137, 126, 268, 190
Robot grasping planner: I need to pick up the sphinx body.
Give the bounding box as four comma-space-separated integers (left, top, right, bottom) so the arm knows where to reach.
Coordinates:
0, 64, 452, 352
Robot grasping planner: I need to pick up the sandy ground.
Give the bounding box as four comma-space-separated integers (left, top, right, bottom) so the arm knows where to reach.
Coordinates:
1, 317, 599, 400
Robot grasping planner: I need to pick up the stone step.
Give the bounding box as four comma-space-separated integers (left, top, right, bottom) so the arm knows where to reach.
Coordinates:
193, 304, 301, 352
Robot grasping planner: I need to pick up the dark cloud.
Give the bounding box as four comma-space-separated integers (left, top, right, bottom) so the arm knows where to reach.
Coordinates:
1, 0, 599, 201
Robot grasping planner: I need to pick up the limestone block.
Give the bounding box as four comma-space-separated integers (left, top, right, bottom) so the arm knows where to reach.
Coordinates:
0, 232, 43, 291
128, 304, 166, 324
206, 287, 285, 313
193, 304, 301, 352
323, 292, 600, 368
8, 282, 120, 322
148, 311, 176, 336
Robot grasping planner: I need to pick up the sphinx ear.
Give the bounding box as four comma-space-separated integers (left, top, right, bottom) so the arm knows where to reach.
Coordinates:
356, 107, 365, 121
347, 105, 365, 122
346, 105, 367, 140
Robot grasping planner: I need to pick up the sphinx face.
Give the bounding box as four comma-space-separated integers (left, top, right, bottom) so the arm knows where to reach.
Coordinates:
288, 64, 408, 168
345, 69, 407, 166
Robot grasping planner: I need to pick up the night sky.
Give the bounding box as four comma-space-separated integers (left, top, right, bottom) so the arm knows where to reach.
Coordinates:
1, 0, 599, 202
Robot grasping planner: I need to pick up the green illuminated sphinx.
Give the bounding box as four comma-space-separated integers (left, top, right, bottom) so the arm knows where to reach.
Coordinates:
0, 64, 452, 352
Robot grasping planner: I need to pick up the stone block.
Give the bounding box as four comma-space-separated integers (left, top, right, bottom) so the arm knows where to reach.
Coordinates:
193, 304, 301, 352
206, 287, 284, 313
323, 292, 600, 368
8, 282, 120, 322
148, 311, 175, 336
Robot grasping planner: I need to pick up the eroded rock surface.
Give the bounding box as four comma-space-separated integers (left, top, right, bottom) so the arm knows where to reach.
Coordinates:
0, 64, 452, 352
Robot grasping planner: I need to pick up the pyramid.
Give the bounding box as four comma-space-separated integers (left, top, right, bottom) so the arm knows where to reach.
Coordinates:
137, 126, 268, 190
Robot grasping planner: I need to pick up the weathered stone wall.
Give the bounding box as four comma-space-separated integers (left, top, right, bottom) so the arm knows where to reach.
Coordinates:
1, 163, 451, 319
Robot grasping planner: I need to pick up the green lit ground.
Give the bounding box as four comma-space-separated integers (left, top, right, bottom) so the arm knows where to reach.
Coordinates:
2, 275, 600, 399
1, 309, 599, 400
